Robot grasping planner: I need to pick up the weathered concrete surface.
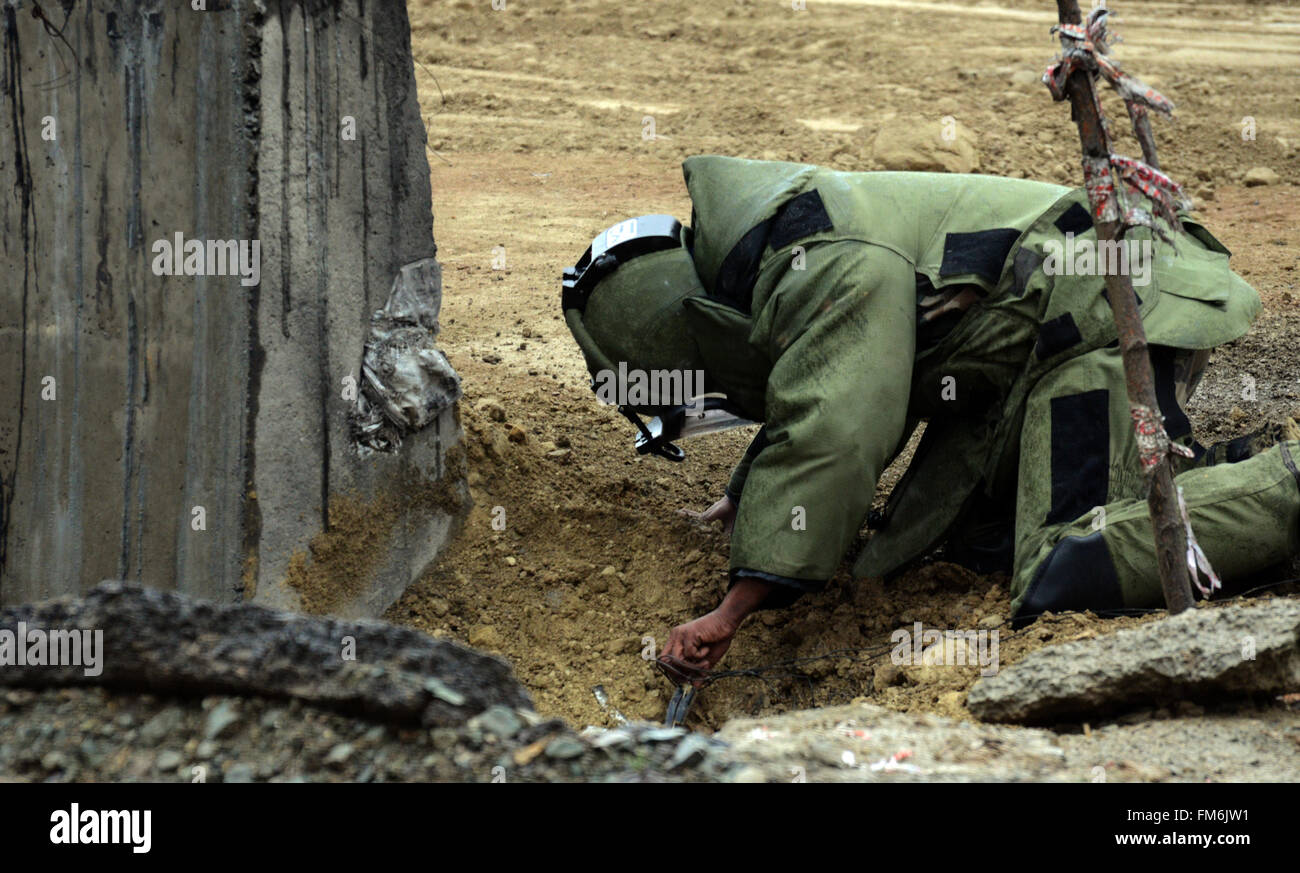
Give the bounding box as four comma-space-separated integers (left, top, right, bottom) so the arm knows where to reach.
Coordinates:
0, 1, 464, 615
710, 700, 1300, 782
0, 582, 527, 726
968, 600, 1300, 724
715, 702, 1072, 782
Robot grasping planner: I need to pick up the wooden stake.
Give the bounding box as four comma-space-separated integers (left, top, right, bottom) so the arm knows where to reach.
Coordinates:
1050, 0, 1194, 614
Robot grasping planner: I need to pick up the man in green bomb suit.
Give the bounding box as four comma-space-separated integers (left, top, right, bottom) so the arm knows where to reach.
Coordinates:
560, 155, 1300, 681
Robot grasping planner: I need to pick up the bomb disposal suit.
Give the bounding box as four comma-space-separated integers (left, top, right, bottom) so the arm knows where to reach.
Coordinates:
562, 156, 1300, 676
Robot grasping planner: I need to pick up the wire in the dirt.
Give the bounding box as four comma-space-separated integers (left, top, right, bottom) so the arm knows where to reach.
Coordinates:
29, 2, 80, 92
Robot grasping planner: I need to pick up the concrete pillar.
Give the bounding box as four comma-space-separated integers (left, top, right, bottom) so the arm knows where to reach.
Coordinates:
0, 0, 465, 617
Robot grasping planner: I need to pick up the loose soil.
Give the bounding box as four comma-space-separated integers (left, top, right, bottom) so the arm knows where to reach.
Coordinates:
385, 0, 1300, 731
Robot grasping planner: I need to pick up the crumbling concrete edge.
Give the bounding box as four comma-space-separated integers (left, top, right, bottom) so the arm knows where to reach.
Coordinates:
0, 582, 526, 726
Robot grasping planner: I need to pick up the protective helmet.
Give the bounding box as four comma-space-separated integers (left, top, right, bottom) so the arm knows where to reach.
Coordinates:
563, 215, 749, 460
563, 215, 705, 382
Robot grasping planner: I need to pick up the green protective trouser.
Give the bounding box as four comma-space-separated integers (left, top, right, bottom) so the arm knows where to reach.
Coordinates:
1010, 344, 1300, 621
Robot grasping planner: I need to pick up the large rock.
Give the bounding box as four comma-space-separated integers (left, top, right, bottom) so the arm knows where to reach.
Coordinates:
968, 600, 1300, 724
0, 583, 530, 727
869, 117, 980, 174
0, 1, 465, 618
1243, 167, 1280, 187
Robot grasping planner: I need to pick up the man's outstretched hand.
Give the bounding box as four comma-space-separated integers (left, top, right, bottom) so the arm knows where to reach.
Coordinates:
659, 610, 738, 683
657, 577, 774, 686
678, 494, 737, 535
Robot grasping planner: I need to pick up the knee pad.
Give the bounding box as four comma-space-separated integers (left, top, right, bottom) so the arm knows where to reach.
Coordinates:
1011, 531, 1125, 628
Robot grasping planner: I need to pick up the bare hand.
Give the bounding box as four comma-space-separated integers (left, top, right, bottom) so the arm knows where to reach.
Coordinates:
658, 609, 739, 685
678, 494, 737, 535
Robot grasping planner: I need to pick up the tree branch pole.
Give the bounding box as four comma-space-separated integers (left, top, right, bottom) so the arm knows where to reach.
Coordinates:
1052, 0, 1194, 614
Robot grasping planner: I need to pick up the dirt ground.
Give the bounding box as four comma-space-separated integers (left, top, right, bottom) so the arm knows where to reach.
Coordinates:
382, 0, 1300, 731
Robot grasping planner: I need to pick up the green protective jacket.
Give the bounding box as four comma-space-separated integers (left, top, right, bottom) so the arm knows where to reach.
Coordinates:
678, 155, 1260, 604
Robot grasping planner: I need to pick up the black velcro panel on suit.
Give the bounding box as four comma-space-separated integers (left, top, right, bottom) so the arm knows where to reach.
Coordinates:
1053, 202, 1094, 237
1046, 389, 1110, 525
1148, 346, 1192, 441
768, 190, 834, 251
712, 218, 773, 315
1011, 248, 1044, 297
1034, 312, 1083, 359
939, 228, 1022, 283
1011, 532, 1125, 628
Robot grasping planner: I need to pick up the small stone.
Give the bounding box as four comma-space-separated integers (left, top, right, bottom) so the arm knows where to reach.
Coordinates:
468, 704, 524, 740
79, 739, 107, 769
429, 728, 459, 751
508, 425, 527, 444
1244, 167, 1279, 187
196, 740, 218, 759
504, 556, 517, 567
906, 637, 977, 685
204, 701, 241, 740
424, 676, 467, 706
639, 726, 687, 742
224, 764, 256, 783
156, 750, 183, 771
978, 614, 1004, 630
140, 708, 184, 744
41, 751, 68, 771
513, 737, 550, 766
324, 743, 355, 765
544, 735, 586, 760
468, 625, 504, 651
476, 398, 506, 422
667, 734, 711, 770
4, 689, 36, 707
591, 729, 635, 751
